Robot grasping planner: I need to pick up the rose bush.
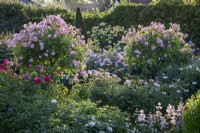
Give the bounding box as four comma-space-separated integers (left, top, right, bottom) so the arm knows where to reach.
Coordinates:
123, 22, 193, 80
7, 15, 89, 75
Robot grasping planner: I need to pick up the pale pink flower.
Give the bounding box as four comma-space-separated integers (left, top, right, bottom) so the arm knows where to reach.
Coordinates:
30, 44, 34, 48
44, 53, 48, 57
32, 36, 38, 42
151, 46, 156, 51
29, 58, 33, 62
51, 51, 55, 56
23, 43, 28, 47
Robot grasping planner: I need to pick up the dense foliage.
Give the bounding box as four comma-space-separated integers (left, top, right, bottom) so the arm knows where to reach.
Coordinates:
0, 1, 200, 132
183, 91, 200, 132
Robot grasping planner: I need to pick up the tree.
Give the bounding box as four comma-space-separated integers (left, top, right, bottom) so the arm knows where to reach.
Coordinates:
75, 7, 88, 43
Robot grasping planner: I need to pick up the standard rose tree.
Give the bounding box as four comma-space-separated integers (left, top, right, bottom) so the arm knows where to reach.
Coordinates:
123, 22, 193, 80
7, 15, 89, 75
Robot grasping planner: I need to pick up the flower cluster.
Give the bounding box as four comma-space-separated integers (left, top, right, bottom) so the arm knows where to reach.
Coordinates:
23, 64, 53, 84
7, 15, 89, 73
123, 22, 192, 76
0, 59, 15, 76
86, 47, 128, 75
130, 102, 184, 132
72, 68, 121, 83
84, 116, 114, 133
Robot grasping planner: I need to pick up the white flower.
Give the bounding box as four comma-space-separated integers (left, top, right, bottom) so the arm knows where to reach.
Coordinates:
149, 79, 154, 83
51, 99, 57, 104
30, 44, 34, 48
51, 51, 55, 56
85, 121, 96, 127
163, 76, 168, 79
88, 70, 93, 75
65, 75, 69, 80
176, 90, 181, 93
44, 53, 48, 57
124, 80, 131, 87
192, 82, 197, 85
188, 65, 192, 69
184, 89, 189, 93
160, 120, 166, 129
162, 91, 166, 95
99, 131, 105, 133
144, 82, 148, 85
154, 82, 160, 88
19, 56, 23, 60
107, 126, 113, 132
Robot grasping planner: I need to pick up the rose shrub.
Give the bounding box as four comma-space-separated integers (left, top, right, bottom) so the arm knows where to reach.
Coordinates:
7, 15, 89, 75
123, 22, 193, 80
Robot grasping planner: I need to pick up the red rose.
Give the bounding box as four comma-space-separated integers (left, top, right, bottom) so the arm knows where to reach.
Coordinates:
44, 75, 51, 83
3, 59, 10, 65
34, 77, 41, 84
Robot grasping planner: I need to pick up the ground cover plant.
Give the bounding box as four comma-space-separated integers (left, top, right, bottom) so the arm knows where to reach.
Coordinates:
0, 1, 200, 132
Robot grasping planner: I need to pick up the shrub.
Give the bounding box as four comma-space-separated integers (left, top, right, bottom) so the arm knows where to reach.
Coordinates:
71, 75, 183, 116
0, 33, 14, 64
182, 91, 200, 132
178, 56, 200, 94
129, 102, 184, 132
123, 22, 192, 80
86, 44, 129, 78
56, 99, 128, 133
7, 15, 89, 75
88, 22, 127, 48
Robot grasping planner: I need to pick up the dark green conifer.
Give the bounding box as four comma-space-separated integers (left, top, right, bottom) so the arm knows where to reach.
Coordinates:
75, 7, 87, 43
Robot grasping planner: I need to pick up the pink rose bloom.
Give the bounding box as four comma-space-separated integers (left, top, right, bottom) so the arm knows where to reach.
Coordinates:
34, 77, 41, 84
145, 42, 149, 46
57, 71, 63, 76
70, 51, 77, 55
24, 74, 30, 79
151, 46, 156, 51
23, 43, 28, 47
80, 69, 87, 76
32, 36, 38, 42
44, 75, 51, 83
37, 65, 44, 72
3, 59, 10, 65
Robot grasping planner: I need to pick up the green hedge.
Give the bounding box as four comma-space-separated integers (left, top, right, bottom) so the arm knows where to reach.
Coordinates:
0, 1, 74, 33
1, 1, 200, 46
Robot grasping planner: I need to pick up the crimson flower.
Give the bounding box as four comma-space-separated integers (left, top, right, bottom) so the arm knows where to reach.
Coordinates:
44, 75, 51, 83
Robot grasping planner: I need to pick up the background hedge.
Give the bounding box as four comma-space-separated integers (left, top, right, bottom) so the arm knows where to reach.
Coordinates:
1, 1, 200, 46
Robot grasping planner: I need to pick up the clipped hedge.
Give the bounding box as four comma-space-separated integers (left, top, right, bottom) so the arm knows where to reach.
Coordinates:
0, 1, 74, 33
1, 1, 200, 46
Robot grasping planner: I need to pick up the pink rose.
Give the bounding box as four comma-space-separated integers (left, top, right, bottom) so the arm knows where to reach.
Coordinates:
34, 77, 41, 84
44, 75, 51, 83
3, 59, 10, 65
